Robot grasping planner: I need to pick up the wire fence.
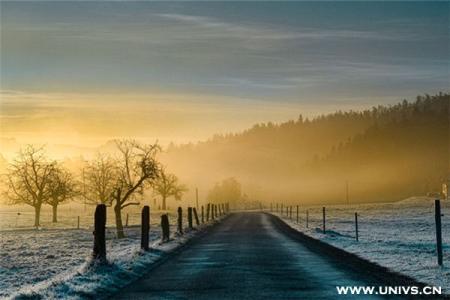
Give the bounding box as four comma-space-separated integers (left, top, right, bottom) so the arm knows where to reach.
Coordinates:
268, 198, 449, 268
0, 203, 207, 237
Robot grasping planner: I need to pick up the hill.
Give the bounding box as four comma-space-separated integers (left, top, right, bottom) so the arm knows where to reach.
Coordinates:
162, 93, 449, 204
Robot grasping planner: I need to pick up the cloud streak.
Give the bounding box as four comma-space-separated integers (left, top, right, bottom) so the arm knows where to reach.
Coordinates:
156, 13, 417, 43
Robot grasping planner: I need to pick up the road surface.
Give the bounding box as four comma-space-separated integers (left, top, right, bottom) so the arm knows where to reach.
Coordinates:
115, 212, 392, 299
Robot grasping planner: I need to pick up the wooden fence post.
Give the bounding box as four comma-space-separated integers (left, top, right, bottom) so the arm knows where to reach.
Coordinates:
93, 204, 106, 261
281, 204, 283, 215
355, 212, 359, 242
161, 214, 170, 242
77, 216, 80, 229
286, 206, 288, 217
141, 206, 150, 250
322, 207, 326, 234
196, 188, 199, 210
188, 207, 193, 229
296, 206, 299, 223
435, 199, 443, 266
218, 204, 222, 216
276, 203, 279, 213
201, 205, 204, 223
270, 203, 273, 212
211, 204, 215, 220
125, 213, 129, 227
306, 210, 309, 228
206, 203, 210, 221
193, 207, 200, 226
177, 207, 183, 234
289, 206, 292, 219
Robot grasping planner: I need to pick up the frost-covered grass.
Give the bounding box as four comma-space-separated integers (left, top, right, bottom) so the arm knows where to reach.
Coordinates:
273, 196, 450, 293
0, 210, 221, 299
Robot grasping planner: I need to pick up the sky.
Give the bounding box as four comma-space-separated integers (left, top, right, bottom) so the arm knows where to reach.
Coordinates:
0, 1, 448, 147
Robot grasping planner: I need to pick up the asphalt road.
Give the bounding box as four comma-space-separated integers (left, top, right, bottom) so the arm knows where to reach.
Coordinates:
114, 212, 392, 299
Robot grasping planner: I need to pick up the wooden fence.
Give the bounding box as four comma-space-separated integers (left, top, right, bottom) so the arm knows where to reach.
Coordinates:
92, 202, 229, 261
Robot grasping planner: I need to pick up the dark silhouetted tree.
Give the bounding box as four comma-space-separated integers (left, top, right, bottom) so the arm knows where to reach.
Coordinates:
111, 140, 160, 238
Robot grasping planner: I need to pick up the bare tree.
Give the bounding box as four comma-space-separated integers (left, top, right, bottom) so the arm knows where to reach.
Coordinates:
111, 140, 160, 238
81, 155, 117, 206
4, 145, 55, 228
153, 168, 188, 210
47, 165, 78, 223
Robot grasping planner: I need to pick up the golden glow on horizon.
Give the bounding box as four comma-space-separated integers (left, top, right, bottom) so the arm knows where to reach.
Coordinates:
0, 90, 375, 152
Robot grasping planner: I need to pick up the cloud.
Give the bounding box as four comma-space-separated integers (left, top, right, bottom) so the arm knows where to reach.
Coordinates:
5, 11, 413, 51
156, 13, 415, 43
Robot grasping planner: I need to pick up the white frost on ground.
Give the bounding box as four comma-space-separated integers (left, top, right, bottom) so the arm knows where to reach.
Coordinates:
273, 196, 450, 293
0, 217, 221, 299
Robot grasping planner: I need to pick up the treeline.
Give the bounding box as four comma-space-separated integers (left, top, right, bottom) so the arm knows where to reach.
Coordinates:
164, 93, 449, 204
306, 93, 449, 202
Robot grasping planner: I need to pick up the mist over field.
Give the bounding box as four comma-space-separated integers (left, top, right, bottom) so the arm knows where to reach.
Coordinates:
0, 93, 448, 210
162, 93, 449, 205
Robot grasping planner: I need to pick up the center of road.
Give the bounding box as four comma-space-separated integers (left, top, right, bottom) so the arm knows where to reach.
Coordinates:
114, 212, 387, 299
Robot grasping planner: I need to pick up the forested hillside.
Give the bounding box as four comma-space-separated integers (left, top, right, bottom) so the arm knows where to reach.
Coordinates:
163, 93, 449, 204
306, 93, 449, 203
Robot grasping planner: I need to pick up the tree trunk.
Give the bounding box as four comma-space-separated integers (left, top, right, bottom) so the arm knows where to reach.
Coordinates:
34, 204, 41, 228
162, 195, 167, 211
52, 204, 58, 223
114, 202, 125, 239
